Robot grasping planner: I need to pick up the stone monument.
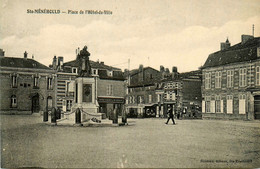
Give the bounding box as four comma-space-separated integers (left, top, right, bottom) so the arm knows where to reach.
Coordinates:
71, 46, 101, 122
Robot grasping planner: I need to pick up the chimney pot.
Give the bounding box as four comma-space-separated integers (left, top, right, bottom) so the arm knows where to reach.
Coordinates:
24, 51, 28, 59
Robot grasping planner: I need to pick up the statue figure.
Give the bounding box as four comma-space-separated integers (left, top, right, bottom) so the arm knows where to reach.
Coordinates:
76, 46, 91, 77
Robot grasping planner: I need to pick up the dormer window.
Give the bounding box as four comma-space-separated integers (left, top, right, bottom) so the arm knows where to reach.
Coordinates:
257, 47, 260, 57
72, 67, 77, 74
107, 70, 113, 77
92, 69, 98, 75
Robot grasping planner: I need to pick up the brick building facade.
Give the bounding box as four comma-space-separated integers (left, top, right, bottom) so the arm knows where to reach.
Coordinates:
201, 35, 260, 120
0, 50, 56, 114
155, 69, 202, 118
126, 65, 161, 117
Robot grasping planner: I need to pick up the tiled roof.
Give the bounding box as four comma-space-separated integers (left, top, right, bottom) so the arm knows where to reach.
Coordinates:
63, 60, 121, 71
63, 59, 125, 80
202, 37, 260, 69
129, 66, 159, 76
0, 57, 51, 70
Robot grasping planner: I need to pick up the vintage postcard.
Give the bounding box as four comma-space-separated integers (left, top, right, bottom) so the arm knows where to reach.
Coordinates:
0, 0, 259, 168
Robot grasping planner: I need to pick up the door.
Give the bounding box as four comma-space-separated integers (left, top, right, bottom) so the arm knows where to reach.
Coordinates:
32, 94, 40, 113
254, 95, 260, 119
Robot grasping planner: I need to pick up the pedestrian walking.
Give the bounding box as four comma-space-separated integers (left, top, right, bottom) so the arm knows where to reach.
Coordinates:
165, 107, 175, 125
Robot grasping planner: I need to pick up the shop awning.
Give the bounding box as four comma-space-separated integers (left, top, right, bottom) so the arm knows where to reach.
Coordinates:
98, 96, 125, 104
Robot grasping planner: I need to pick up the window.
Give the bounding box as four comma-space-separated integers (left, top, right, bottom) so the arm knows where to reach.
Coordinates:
47, 96, 53, 110
129, 96, 132, 104
215, 71, 221, 88
107, 70, 113, 77
66, 100, 72, 111
256, 66, 260, 85
215, 96, 221, 113
47, 77, 53, 90
227, 70, 234, 88
205, 73, 211, 89
11, 74, 18, 88
11, 95, 17, 108
107, 84, 113, 95
168, 83, 173, 89
239, 94, 246, 114
205, 96, 211, 113
138, 96, 143, 104
149, 95, 152, 103
157, 94, 161, 102
239, 68, 247, 87
33, 76, 39, 88
72, 67, 77, 74
227, 95, 233, 114
92, 69, 98, 75
132, 96, 135, 104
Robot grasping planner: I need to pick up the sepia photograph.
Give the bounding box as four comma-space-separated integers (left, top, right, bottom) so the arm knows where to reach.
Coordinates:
0, 0, 259, 168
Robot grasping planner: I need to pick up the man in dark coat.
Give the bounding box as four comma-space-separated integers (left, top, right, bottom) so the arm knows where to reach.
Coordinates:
165, 107, 175, 125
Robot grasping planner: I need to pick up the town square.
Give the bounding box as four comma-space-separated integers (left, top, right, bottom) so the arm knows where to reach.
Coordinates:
0, 0, 260, 168
1, 115, 260, 168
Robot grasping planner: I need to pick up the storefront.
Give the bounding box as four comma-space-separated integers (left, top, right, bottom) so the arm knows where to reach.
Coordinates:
97, 96, 125, 119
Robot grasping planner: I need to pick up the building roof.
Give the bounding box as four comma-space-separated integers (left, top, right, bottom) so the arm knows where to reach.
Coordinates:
0, 57, 51, 70
202, 37, 260, 69
129, 66, 159, 76
63, 59, 121, 71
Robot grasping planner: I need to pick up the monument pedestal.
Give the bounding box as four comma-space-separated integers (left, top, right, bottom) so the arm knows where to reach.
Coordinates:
72, 77, 101, 122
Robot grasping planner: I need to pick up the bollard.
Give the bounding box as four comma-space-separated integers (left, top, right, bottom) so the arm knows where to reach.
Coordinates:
75, 108, 82, 126
43, 110, 48, 122
112, 108, 118, 124
56, 108, 61, 119
51, 107, 57, 125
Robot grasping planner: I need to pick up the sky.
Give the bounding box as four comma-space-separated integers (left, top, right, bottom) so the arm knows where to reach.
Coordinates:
0, 0, 260, 72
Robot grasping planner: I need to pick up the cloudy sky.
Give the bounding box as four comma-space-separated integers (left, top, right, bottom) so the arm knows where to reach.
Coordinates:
0, 0, 259, 72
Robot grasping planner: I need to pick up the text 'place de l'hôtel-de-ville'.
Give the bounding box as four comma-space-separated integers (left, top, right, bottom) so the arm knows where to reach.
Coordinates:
0, 34, 260, 120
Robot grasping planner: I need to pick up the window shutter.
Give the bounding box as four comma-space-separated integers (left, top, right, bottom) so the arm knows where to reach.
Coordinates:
202, 101, 205, 113
211, 100, 215, 113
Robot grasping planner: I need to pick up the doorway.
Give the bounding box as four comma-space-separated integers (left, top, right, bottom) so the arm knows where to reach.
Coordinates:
32, 93, 40, 113
254, 95, 260, 119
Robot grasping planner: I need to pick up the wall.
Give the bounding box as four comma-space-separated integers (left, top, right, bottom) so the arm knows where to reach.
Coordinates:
201, 60, 260, 119
0, 69, 56, 114
97, 78, 125, 97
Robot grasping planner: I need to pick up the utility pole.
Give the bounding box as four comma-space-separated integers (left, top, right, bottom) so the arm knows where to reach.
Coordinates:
128, 59, 130, 86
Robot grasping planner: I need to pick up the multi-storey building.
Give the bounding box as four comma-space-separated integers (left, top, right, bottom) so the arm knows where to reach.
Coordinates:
50, 49, 126, 118
201, 35, 260, 120
155, 69, 202, 118
126, 65, 161, 117
0, 50, 56, 114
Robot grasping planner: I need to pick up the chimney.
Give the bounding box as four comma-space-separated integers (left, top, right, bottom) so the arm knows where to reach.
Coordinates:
100, 61, 104, 65
220, 38, 231, 51
24, 51, 28, 59
52, 55, 57, 70
160, 65, 165, 73
32, 54, 34, 60
58, 56, 64, 70
139, 64, 144, 81
241, 34, 254, 44
172, 66, 178, 79
0, 49, 5, 57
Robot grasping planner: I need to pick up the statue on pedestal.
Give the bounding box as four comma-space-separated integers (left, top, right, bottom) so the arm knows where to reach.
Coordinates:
76, 46, 91, 77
